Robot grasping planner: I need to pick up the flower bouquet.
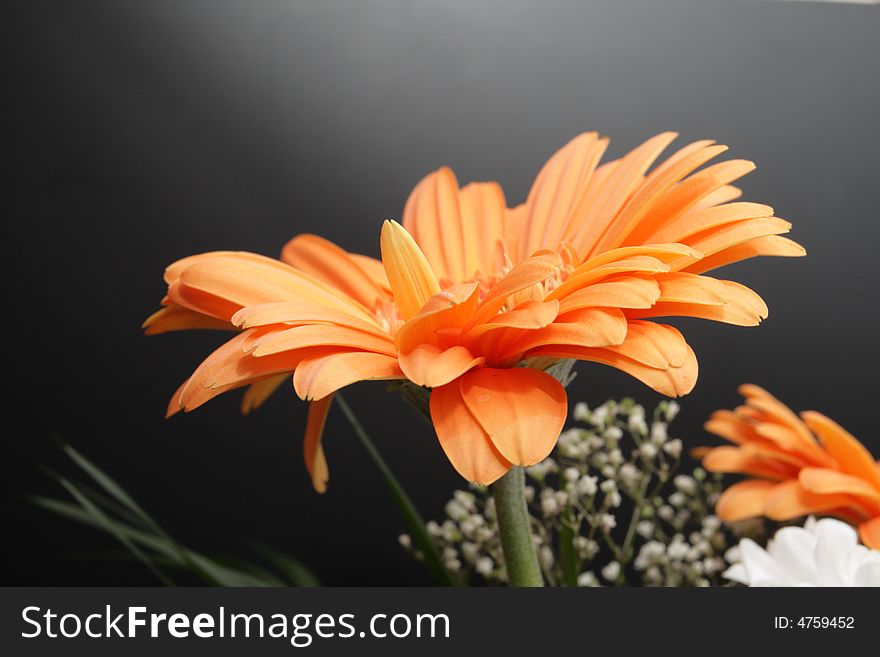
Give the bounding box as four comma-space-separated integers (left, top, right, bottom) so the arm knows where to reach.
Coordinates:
35, 131, 880, 587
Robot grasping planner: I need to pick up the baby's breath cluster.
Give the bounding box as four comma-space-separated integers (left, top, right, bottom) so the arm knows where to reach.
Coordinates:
402, 398, 769, 586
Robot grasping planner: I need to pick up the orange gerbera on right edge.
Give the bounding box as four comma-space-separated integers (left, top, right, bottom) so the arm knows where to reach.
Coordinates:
699, 385, 880, 549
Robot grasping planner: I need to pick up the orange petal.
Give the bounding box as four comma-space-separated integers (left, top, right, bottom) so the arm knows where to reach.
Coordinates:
232, 301, 386, 337
280, 234, 390, 308
467, 251, 562, 328
606, 321, 689, 369
166, 280, 242, 322
651, 201, 774, 244
463, 299, 560, 341
521, 132, 608, 259
704, 410, 762, 445
175, 253, 375, 319
859, 517, 880, 550
684, 235, 805, 275
763, 480, 862, 521
304, 396, 333, 493
349, 254, 392, 293
395, 282, 480, 354
458, 368, 567, 467
692, 184, 743, 210
459, 181, 507, 277
527, 338, 699, 398
174, 330, 299, 413
557, 276, 661, 314
701, 445, 796, 480
166, 378, 189, 418
398, 344, 484, 388
510, 308, 628, 355
380, 220, 441, 320
799, 468, 880, 509
576, 132, 680, 258
630, 160, 758, 244
596, 142, 729, 253
801, 411, 880, 489
739, 384, 825, 454
143, 303, 231, 334
683, 217, 793, 261
629, 279, 768, 327
430, 380, 512, 484
715, 479, 778, 522
293, 351, 404, 401
547, 244, 696, 301
252, 325, 397, 358
401, 167, 475, 283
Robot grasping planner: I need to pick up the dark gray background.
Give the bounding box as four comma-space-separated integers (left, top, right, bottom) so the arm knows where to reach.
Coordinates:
3, 0, 878, 585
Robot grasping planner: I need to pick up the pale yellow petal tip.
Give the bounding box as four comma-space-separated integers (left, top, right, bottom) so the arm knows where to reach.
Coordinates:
380, 219, 441, 320
230, 308, 247, 328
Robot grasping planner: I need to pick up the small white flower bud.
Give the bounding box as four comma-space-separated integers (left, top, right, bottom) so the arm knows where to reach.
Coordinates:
573, 402, 591, 422
617, 463, 640, 488
573, 536, 599, 559
554, 490, 569, 507
461, 542, 479, 562
541, 495, 560, 517
636, 520, 654, 539
563, 467, 580, 482
591, 406, 609, 427
701, 515, 721, 532
599, 513, 617, 533
444, 558, 461, 573
475, 556, 494, 576
601, 560, 621, 582
445, 500, 468, 521
577, 475, 598, 496
650, 422, 668, 444
577, 571, 599, 587
603, 426, 623, 441
662, 439, 682, 458
673, 475, 697, 495
669, 492, 687, 508
628, 410, 648, 435
398, 534, 412, 550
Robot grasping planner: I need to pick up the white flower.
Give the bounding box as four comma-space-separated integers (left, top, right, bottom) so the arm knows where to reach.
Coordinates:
724, 517, 880, 587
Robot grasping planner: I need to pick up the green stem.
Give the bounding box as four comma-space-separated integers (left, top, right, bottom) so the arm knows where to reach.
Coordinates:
334, 394, 458, 587
491, 467, 544, 587
559, 506, 581, 586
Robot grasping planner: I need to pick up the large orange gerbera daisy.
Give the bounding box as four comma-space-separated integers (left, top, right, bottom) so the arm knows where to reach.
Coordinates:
700, 385, 880, 549
145, 131, 804, 490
